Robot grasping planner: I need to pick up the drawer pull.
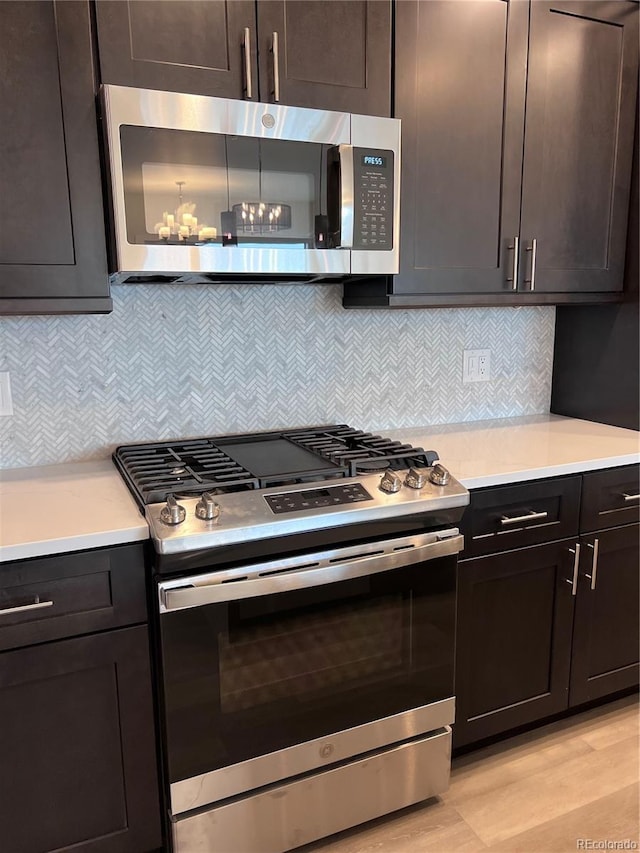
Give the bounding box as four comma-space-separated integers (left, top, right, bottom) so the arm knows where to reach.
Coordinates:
566, 543, 581, 596
0, 595, 54, 616
622, 493, 640, 502
584, 538, 599, 591
500, 510, 548, 526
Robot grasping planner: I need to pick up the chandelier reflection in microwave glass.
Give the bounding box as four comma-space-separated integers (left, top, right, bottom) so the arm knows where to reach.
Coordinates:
152, 179, 217, 242
142, 159, 312, 245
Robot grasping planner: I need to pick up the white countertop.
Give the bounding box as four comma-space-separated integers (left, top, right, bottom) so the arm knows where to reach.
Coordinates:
380, 414, 640, 489
0, 460, 148, 563
1, 415, 638, 563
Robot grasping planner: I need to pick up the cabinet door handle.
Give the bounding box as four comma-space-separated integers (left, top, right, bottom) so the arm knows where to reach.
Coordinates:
243, 27, 253, 100
0, 595, 54, 616
622, 493, 640, 502
271, 31, 280, 102
524, 238, 537, 291
500, 509, 548, 526
584, 538, 599, 590
566, 543, 581, 596
506, 236, 519, 291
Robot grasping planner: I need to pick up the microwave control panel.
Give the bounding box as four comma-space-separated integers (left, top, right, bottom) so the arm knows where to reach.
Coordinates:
353, 148, 394, 250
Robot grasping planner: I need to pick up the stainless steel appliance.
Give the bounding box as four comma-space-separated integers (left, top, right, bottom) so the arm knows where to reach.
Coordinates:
101, 86, 400, 284
113, 426, 468, 853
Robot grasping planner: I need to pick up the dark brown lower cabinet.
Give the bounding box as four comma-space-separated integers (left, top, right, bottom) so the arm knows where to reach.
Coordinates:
0, 544, 162, 852
454, 539, 576, 749
570, 524, 640, 706
0, 625, 161, 853
455, 523, 640, 750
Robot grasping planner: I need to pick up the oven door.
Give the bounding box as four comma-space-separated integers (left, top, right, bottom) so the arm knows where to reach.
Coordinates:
158, 528, 462, 816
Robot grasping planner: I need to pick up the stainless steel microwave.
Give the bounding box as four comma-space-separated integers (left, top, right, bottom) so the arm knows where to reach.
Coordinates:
101, 85, 401, 284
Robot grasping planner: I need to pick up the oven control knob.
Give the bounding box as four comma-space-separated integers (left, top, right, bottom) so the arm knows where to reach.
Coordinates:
429, 464, 450, 487
160, 495, 186, 525
379, 471, 402, 494
195, 492, 221, 521
405, 468, 428, 490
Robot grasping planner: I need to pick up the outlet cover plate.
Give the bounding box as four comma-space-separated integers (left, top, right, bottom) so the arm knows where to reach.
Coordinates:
463, 349, 491, 384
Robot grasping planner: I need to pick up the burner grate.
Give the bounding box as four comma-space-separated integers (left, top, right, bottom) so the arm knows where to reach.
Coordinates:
284, 427, 438, 476
114, 440, 259, 506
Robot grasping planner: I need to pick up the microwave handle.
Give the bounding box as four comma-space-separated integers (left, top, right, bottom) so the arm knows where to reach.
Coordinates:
328, 144, 355, 248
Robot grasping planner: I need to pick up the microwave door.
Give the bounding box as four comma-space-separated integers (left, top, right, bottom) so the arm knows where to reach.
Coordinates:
102, 87, 356, 281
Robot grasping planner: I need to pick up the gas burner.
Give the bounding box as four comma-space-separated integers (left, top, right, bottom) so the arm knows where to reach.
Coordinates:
355, 459, 391, 474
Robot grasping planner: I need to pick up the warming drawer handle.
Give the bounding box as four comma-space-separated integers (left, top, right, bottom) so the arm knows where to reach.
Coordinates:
622, 493, 640, 502
500, 510, 548, 526
0, 595, 54, 616
159, 532, 464, 613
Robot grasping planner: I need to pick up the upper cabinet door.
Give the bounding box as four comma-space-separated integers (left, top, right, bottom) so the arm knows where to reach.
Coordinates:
393, 0, 528, 296
95, 0, 258, 99
0, 0, 110, 313
94, 1, 390, 113
255, 0, 391, 115
519, 1, 639, 293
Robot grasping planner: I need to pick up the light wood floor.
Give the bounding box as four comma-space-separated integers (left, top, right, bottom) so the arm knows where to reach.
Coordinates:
303, 694, 640, 853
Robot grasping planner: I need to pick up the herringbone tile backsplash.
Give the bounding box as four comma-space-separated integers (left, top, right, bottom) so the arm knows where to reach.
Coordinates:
0, 285, 554, 468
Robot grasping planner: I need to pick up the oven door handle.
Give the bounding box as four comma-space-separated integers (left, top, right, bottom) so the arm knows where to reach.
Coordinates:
159, 530, 463, 613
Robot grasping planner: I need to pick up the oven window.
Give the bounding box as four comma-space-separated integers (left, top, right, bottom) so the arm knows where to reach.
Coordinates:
160, 556, 456, 785
219, 594, 405, 713
120, 126, 329, 248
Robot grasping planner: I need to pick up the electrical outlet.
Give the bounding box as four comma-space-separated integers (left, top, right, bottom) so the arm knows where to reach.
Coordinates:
0, 372, 14, 416
463, 349, 491, 384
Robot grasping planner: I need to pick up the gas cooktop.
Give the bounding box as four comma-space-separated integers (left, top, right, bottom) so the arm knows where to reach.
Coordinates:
113, 424, 440, 507
113, 425, 468, 555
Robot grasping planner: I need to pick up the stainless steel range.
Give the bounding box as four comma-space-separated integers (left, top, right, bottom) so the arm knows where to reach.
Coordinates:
113, 425, 469, 853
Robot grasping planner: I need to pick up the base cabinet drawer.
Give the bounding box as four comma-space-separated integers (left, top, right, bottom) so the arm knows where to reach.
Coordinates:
460, 476, 581, 558
580, 465, 640, 532
0, 625, 162, 853
0, 544, 147, 651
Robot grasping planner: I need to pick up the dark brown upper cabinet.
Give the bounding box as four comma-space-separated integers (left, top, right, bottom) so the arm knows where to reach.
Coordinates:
95, 0, 391, 116
520, 1, 638, 295
343, 0, 638, 308
95, 0, 258, 101
0, 0, 111, 315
